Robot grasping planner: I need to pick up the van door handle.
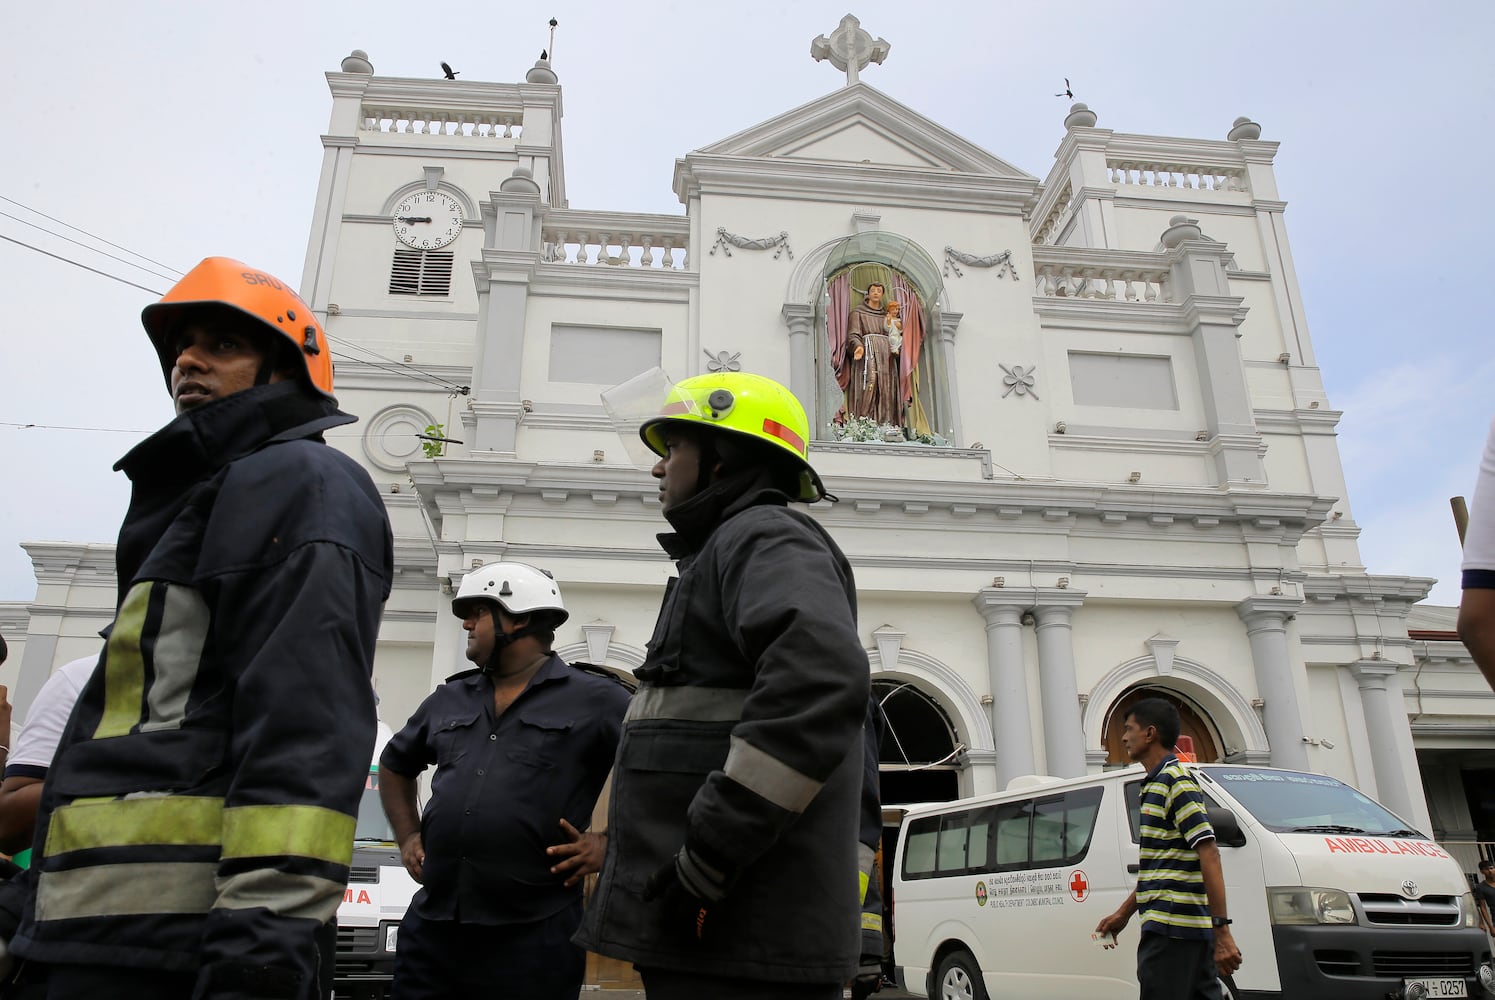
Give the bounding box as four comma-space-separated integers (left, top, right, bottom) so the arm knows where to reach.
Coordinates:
1127, 863, 1139, 874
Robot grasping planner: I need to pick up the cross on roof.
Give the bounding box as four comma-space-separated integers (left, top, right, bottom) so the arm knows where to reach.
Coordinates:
810, 14, 890, 87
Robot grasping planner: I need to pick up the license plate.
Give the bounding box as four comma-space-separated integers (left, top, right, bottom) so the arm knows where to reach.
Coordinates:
1404, 978, 1467, 998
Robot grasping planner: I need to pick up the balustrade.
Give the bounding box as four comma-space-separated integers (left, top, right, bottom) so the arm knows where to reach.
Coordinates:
541, 229, 689, 270
1032, 182, 1072, 246
361, 106, 524, 139
1107, 160, 1245, 192
1033, 262, 1170, 303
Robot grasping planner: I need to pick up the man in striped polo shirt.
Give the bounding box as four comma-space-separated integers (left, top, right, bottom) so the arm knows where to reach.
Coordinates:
1095, 698, 1243, 999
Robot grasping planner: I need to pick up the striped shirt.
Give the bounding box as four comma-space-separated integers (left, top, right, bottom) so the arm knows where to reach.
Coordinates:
1137, 755, 1215, 939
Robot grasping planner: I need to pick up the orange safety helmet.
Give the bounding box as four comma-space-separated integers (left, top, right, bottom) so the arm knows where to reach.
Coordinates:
141, 257, 334, 399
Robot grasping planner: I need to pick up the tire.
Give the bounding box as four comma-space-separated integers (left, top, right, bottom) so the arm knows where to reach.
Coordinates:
933, 949, 988, 1000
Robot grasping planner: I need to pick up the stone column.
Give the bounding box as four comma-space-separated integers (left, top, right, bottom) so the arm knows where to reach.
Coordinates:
1033, 594, 1087, 778
781, 303, 816, 421
1348, 661, 1417, 824
974, 590, 1034, 786
1236, 597, 1309, 771
935, 312, 963, 443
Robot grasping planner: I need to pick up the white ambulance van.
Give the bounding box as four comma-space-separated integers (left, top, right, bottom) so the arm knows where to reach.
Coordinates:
893, 764, 1491, 1000
333, 722, 420, 1000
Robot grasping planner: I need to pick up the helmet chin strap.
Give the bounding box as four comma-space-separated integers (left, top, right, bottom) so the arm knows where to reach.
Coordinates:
482, 614, 543, 677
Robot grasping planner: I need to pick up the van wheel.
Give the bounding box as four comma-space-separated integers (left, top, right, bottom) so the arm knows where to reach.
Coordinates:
934, 950, 988, 1000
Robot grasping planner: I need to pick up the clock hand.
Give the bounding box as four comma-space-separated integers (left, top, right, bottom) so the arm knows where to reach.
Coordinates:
397, 216, 434, 224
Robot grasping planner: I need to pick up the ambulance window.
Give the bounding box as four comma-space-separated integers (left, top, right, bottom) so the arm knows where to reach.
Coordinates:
993, 800, 1032, 870
967, 806, 994, 871
1032, 787, 1104, 866
903, 816, 939, 877
938, 812, 971, 873
1124, 781, 1143, 843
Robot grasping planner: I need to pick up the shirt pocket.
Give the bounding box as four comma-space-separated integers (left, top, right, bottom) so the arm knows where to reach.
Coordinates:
429, 709, 484, 767
506, 709, 574, 770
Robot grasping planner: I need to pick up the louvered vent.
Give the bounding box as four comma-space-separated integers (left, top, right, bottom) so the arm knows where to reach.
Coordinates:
389, 248, 455, 296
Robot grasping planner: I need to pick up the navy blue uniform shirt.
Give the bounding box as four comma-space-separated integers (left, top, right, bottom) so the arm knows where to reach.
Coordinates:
381, 654, 630, 925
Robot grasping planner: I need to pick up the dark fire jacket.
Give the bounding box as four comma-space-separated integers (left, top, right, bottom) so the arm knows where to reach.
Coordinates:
576, 476, 869, 983
13, 382, 393, 999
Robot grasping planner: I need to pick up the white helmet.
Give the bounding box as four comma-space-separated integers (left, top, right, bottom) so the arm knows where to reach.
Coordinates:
452, 561, 569, 625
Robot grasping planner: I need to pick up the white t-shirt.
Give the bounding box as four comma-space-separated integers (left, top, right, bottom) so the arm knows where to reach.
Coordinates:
5, 655, 98, 778
1465, 417, 1495, 590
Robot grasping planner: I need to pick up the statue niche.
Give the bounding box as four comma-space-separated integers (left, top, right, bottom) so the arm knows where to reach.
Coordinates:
825, 261, 939, 443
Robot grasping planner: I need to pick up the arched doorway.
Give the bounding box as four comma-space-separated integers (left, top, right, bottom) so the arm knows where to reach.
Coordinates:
873, 678, 961, 804
1102, 686, 1221, 765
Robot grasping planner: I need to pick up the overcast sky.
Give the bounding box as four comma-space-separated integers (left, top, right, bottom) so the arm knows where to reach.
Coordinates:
2, 1, 1489, 607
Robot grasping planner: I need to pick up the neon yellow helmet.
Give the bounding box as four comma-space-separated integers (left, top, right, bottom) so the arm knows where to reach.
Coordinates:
640, 372, 827, 503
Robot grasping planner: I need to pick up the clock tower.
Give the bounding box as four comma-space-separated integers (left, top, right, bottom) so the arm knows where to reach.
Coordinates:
297, 48, 569, 712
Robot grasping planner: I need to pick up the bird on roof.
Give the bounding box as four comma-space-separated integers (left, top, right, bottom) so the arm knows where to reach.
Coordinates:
441, 61, 458, 80
540, 49, 548, 60
1055, 77, 1074, 99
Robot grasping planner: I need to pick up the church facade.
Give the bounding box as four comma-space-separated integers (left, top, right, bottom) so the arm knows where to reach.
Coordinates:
6, 20, 1492, 870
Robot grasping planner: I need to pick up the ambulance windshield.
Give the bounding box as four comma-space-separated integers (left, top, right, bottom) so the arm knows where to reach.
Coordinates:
355, 768, 396, 843
1203, 767, 1417, 837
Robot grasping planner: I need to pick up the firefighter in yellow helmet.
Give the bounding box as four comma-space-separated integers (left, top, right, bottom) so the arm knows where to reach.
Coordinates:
11, 258, 394, 999
576, 372, 870, 1000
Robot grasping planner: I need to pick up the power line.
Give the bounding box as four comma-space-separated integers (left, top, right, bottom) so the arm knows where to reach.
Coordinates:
0, 210, 181, 283
0, 194, 184, 278
330, 337, 468, 393
329, 349, 460, 392
0, 233, 165, 296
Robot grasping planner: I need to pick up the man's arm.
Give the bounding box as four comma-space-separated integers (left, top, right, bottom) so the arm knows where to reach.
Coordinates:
0, 777, 43, 854
378, 768, 424, 883
1458, 590, 1495, 690
194, 538, 387, 1000
675, 512, 869, 901
1198, 839, 1242, 975
1095, 889, 1136, 947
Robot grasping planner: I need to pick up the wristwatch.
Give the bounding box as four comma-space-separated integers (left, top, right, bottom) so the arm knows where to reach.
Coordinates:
1211, 917, 1233, 927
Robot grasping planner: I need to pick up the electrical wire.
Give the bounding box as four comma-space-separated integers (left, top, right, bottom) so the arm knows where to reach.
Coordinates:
0, 210, 180, 283
0, 194, 184, 278
0, 233, 165, 296
329, 337, 469, 393
329, 349, 460, 392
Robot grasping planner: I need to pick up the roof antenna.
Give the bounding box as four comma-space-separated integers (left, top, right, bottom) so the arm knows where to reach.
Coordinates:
548, 18, 558, 63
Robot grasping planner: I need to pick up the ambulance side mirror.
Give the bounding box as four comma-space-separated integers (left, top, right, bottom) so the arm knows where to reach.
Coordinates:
1208, 807, 1247, 848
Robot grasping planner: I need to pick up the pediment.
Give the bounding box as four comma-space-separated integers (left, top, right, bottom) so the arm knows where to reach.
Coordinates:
698, 83, 1032, 179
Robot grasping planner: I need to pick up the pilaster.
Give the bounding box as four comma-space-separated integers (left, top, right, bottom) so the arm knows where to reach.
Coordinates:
973, 589, 1033, 786
1235, 595, 1309, 770
1033, 591, 1088, 778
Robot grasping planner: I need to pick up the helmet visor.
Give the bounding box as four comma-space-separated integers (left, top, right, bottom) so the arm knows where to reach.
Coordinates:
601, 367, 681, 469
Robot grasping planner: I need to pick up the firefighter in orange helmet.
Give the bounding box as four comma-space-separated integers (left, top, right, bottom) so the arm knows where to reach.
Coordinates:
11, 258, 393, 1000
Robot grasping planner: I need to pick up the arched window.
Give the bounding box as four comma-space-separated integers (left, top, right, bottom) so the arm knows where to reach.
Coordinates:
873, 678, 962, 804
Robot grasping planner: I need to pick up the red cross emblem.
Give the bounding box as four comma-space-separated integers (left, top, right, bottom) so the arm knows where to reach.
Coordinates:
1069, 870, 1090, 902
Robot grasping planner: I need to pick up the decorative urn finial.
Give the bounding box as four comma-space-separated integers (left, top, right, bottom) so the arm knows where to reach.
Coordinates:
1227, 116, 1262, 141
1064, 102, 1098, 129
341, 49, 374, 74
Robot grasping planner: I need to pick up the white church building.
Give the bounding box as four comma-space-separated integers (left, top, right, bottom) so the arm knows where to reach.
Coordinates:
4, 17, 1492, 875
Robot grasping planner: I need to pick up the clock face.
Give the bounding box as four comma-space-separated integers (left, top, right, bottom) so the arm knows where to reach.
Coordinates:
393, 190, 464, 250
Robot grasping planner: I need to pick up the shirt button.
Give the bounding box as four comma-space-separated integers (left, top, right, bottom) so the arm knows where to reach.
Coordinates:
476, 769, 485, 776
489, 734, 497, 741
465, 809, 471, 815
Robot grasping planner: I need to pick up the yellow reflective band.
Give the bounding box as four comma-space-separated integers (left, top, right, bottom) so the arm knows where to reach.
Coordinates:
45, 795, 224, 857
862, 911, 883, 932
222, 804, 355, 867
859, 870, 871, 903
96, 582, 153, 739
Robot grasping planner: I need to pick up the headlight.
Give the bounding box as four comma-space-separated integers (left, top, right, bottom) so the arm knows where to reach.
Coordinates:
1463, 892, 1479, 928
383, 923, 399, 953
1268, 887, 1356, 925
